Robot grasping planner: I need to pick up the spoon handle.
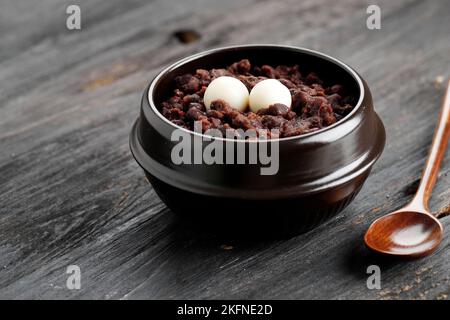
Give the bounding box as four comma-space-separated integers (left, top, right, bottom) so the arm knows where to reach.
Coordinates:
410, 80, 450, 212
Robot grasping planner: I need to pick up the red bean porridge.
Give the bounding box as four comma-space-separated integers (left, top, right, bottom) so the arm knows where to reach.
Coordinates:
159, 59, 356, 138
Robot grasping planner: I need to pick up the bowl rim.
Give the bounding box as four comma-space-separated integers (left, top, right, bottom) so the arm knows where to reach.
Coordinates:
146, 44, 365, 142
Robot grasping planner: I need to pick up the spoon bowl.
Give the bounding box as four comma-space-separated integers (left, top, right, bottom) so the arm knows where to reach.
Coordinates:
365, 210, 443, 257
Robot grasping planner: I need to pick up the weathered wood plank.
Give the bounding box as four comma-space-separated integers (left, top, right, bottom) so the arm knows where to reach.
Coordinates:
0, 0, 449, 299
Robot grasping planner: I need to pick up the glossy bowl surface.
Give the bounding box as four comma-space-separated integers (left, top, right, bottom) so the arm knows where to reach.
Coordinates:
130, 45, 386, 237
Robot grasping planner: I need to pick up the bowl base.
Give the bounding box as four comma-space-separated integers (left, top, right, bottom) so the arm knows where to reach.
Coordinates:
146, 172, 367, 239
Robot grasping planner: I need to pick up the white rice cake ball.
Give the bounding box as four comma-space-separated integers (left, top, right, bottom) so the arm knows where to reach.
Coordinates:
249, 79, 292, 112
203, 76, 249, 112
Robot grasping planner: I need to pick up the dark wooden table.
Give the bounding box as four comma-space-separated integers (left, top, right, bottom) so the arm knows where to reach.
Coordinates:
1, 0, 449, 300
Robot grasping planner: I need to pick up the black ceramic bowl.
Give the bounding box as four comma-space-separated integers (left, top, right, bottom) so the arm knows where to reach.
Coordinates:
130, 45, 386, 237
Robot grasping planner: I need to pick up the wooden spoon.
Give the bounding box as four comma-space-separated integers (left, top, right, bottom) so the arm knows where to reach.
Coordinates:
365, 80, 450, 258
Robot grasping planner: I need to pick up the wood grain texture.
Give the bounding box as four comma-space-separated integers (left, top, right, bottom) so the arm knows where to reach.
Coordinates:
0, 0, 449, 299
